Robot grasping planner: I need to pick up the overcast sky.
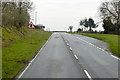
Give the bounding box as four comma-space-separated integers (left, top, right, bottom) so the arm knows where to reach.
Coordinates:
30, 0, 112, 31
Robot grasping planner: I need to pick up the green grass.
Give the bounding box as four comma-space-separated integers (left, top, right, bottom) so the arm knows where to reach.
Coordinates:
2, 28, 52, 78
0, 48, 1, 80
73, 33, 119, 56
0, 28, 1, 79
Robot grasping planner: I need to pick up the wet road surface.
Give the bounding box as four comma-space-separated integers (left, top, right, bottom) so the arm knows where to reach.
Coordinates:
19, 32, 118, 79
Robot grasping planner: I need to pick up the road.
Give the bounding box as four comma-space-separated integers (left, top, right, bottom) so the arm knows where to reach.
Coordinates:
19, 32, 119, 80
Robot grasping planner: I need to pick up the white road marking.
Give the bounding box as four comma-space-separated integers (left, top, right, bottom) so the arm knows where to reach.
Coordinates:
97, 47, 102, 50
17, 63, 31, 79
17, 34, 52, 79
77, 37, 105, 52
74, 54, 78, 59
84, 70, 92, 80
30, 58, 35, 63
111, 55, 119, 60
70, 47, 72, 51
89, 43, 93, 45
67, 43, 69, 46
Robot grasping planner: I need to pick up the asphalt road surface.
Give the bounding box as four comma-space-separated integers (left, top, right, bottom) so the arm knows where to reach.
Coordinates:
19, 32, 119, 79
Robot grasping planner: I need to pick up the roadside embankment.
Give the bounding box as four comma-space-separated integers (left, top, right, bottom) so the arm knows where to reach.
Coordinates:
2, 27, 52, 78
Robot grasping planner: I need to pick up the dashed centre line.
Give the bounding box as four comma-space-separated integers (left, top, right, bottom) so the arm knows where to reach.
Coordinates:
63, 35, 93, 80
84, 70, 92, 80
74, 54, 78, 59
67, 43, 69, 46
70, 47, 72, 51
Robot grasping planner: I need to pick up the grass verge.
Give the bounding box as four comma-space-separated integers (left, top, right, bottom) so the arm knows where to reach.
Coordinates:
2, 28, 52, 78
72, 33, 119, 56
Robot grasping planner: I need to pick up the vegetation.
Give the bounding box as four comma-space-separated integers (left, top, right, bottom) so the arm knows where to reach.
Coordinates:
75, 1, 119, 57
68, 26, 73, 32
79, 18, 98, 31
2, 1, 33, 30
2, 0, 34, 46
88, 18, 98, 31
76, 1, 119, 34
77, 28, 82, 33
74, 33, 119, 56
1, 0, 53, 78
99, 0, 119, 34
2, 27, 52, 78
1, 0, 119, 78
103, 17, 117, 34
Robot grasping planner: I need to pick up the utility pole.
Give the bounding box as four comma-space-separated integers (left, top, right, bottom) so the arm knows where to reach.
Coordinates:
35, 12, 37, 25
118, 1, 120, 35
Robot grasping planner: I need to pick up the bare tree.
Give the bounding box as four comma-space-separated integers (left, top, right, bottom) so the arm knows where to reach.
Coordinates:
99, 0, 119, 33
99, 1, 119, 24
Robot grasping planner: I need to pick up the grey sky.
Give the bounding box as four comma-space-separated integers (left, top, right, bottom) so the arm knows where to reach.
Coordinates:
30, 0, 111, 31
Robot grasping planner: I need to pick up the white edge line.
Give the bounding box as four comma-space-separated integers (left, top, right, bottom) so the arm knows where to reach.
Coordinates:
17, 34, 52, 79
111, 55, 119, 60
74, 55, 78, 59
77, 37, 116, 58
89, 43, 92, 45
98, 47, 101, 50
101, 49, 105, 51
76, 37, 108, 53
70, 47, 72, 51
84, 70, 92, 80
17, 63, 31, 79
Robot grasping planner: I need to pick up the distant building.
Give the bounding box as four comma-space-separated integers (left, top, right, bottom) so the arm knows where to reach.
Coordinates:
35, 24, 45, 30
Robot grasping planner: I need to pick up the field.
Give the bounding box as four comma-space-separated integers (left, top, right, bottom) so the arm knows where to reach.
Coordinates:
2, 27, 52, 78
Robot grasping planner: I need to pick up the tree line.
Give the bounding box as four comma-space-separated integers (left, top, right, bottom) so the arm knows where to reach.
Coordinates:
68, 17, 98, 33
69, 0, 119, 34
79, 18, 98, 32
99, 0, 119, 34
2, 0, 33, 31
